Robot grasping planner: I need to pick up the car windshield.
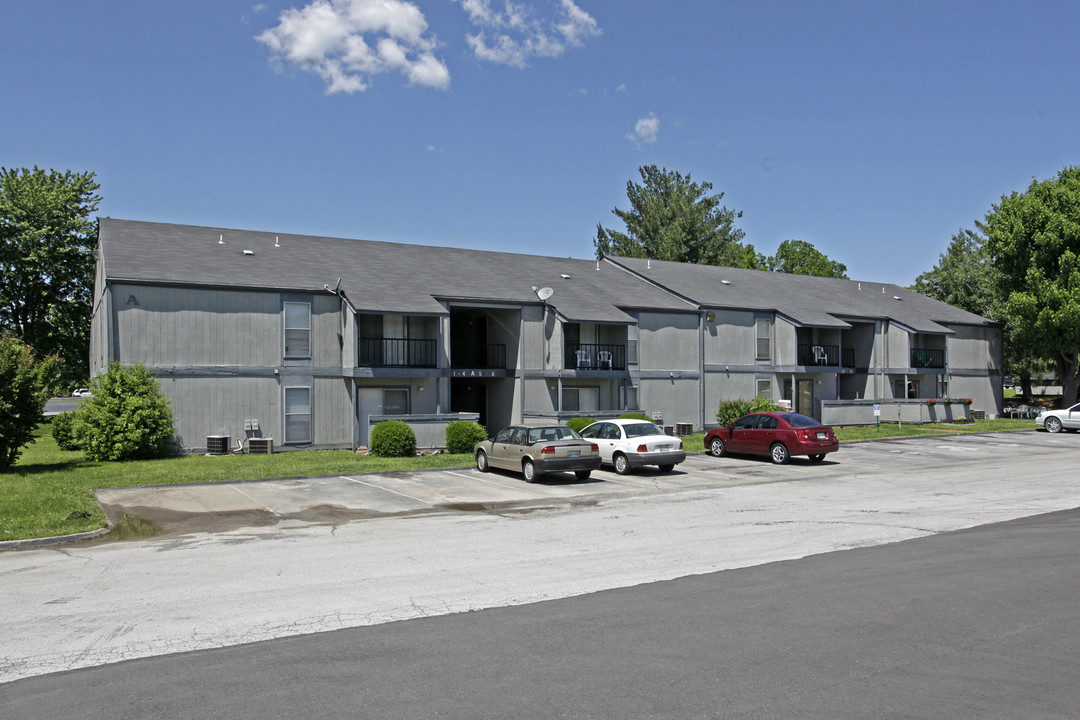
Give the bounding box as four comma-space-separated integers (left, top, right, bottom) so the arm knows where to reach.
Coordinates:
784, 413, 822, 427
623, 422, 664, 438
527, 426, 583, 443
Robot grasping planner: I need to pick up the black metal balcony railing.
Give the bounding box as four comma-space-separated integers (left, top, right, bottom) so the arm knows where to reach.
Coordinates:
797, 345, 857, 368
451, 343, 507, 369
360, 337, 437, 368
566, 343, 626, 371
911, 347, 945, 368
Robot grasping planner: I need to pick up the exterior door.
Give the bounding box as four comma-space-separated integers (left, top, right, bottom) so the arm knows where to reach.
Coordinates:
797, 379, 813, 417
358, 388, 383, 447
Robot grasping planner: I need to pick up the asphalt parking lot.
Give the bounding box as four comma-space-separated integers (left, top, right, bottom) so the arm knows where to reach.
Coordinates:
92, 430, 1051, 540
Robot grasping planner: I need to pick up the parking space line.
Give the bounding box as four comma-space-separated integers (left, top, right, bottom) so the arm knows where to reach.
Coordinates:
443, 470, 530, 492
340, 476, 429, 504
229, 485, 282, 516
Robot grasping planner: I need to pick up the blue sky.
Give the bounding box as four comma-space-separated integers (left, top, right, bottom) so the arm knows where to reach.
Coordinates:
5, 0, 1079, 285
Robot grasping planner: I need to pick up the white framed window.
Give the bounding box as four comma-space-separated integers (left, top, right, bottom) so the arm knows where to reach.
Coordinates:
284, 386, 311, 443
284, 302, 311, 359
622, 384, 639, 411
756, 379, 772, 398
756, 317, 771, 360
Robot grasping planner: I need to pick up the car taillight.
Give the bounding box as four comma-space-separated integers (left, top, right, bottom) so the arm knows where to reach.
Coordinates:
540, 445, 555, 455
590, 443, 599, 452
796, 429, 810, 440
637, 444, 648, 453
678, 441, 683, 449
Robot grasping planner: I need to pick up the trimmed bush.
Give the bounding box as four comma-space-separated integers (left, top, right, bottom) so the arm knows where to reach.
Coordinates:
618, 412, 653, 422
565, 417, 596, 434
74, 363, 174, 461
445, 420, 488, 454
716, 397, 783, 427
369, 419, 417, 457
51, 411, 80, 451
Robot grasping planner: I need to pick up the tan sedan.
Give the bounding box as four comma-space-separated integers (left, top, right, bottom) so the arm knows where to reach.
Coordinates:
475, 425, 602, 482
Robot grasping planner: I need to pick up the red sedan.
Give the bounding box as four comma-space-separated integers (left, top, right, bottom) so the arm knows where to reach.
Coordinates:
704, 412, 839, 464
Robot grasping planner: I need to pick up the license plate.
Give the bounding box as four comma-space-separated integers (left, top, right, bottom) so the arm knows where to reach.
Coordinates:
816, 432, 827, 440
568, 450, 580, 458
656, 445, 671, 451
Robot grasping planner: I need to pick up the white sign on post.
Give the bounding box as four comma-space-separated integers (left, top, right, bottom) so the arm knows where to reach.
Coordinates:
873, 404, 881, 417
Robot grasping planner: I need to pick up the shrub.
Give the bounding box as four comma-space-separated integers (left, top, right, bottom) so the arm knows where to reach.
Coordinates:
716, 397, 783, 427
618, 412, 653, 422
74, 363, 174, 461
51, 411, 80, 450
445, 420, 488, 454
369, 419, 417, 457
565, 417, 596, 433
0, 335, 57, 472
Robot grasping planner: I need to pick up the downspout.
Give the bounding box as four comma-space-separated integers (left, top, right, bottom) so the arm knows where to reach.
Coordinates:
699, 310, 706, 431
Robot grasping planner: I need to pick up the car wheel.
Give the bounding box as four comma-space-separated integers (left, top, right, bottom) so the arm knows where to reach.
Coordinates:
613, 453, 631, 475
809, 454, 825, 463
658, 464, 675, 473
575, 470, 592, 480
709, 437, 726, 457
770, 443, 790, 465
1046, 416, 1063, 433
523, 459, 538, 482
475, 450, 489, 472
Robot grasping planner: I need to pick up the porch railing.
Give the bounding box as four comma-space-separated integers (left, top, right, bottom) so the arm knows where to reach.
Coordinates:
450, 343, 507, 369
911, 347, 945, 369
360, 337, 437, 368
566, 343, 626, 370
797, 344, 855, 368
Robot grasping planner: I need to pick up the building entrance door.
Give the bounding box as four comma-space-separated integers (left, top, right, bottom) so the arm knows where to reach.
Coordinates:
451, 379, 488, 429
797, 379, 813, 417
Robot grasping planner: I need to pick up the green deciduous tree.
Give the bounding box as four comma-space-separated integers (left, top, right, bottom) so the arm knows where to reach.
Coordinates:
595, 165, 763, 268
984, 166, 1080, 405
766, 239, 848, 278
0, 335, 60, 471
0, 166, 101, 390
913, 227, 996, 317
74, 363, 174, 461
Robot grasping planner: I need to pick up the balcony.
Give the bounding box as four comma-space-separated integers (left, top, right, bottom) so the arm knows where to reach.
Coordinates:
566, 343, 626, 371
451, 343, 507, 369
360, 337, 436, 368
797, 345, 855, 368
911, 347, 945, 369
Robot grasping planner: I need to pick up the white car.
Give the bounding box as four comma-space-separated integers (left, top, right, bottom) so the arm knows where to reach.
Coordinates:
579, 418, 686, 474
1036, 402, 1080, 433
71, 388, 92, 397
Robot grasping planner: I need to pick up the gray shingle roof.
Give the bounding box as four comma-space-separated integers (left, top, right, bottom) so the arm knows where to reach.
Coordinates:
605, 256, 995, 333
97, 219, 695, 323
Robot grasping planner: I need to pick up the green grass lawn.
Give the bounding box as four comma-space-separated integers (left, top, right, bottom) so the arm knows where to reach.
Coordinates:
3, 417, 1037, 543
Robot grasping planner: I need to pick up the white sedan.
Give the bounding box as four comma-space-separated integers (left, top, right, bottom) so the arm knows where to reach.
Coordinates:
579, 418, 686, 474
1036, 402, 1080, 433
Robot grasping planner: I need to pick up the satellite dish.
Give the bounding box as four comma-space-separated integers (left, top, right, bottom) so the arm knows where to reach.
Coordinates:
536, 287, 554, 301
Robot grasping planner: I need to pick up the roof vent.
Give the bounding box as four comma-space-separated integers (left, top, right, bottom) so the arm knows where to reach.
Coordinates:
893, 295, 901, 300
243, 249, 254, 256
218, 234, 224, 245
560, 274, 571, 279
274, 236, 280, 247
721, 280, 731, 285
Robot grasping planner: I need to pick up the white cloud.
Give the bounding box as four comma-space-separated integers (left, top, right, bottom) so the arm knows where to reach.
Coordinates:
456, 0, 600, 68
627, 112, 660, 147
256, 0, 450, 93
615, 82, 627, 94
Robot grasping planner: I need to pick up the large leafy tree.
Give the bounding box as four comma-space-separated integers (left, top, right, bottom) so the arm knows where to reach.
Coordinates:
0, 167, 101, 390
984, 166, 1080, 405
595, 165, 762, 268
0, 335, 59, 471
766, 239, 848, 278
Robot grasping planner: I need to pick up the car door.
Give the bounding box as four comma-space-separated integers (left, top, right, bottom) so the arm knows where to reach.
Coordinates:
489, 427, 517, 470
754, 414, 779, 453
728, 415, 758, 453
1065, 402, 1080, 429
585, 422, 620, 463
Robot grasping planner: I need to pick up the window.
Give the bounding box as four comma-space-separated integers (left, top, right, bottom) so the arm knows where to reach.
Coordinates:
562, 387, 598, 412
756, 317, 771, 360
622, 384, 639, 411
382, 388, 409, 415
756, 379, 772, 398
284, 302, 311, 359
284, 387, 311, 443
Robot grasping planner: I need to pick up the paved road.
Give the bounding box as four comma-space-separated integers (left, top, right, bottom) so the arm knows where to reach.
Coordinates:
4, 508, 1078, 719
1, 431, 1078, 687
